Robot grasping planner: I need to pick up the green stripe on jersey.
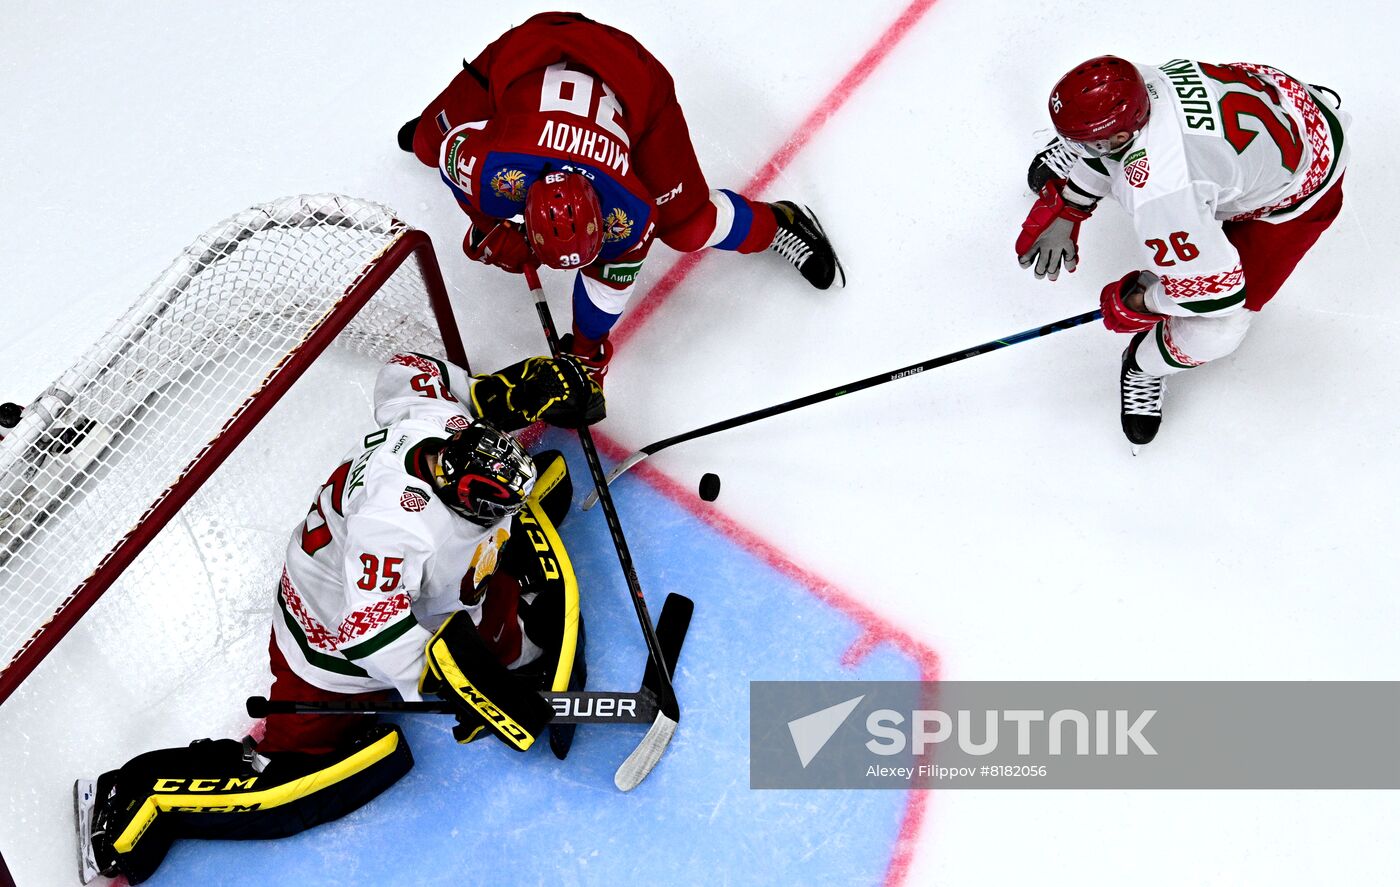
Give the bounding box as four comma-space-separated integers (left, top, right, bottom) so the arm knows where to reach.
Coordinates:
340, 612, 421, 660
278, 595, 370, 678
1154, 324, 1194, 370
1267, 94, 1346, 220
1181, 291, 1247, 314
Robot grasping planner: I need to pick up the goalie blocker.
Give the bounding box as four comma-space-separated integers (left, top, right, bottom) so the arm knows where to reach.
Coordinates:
76, 452, 583, 885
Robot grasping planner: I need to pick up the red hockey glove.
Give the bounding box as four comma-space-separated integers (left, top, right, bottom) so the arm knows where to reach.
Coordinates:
1100, 271, 1165, 333
463, 220, 534, 274
1016, 182, 1095, 281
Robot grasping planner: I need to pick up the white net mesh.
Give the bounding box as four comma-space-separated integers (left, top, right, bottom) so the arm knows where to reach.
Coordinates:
0, 195, 452, 695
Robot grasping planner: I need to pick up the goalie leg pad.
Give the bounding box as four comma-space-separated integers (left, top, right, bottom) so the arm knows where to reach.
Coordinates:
528, 449, 572, 527
421, 611, 555, 750
505, 488, 582, 694
93, 725, 412, 884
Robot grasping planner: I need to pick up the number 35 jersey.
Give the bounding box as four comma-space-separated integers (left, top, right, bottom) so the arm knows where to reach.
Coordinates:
1065, 60, 1349, 318
274, 353, 510, 698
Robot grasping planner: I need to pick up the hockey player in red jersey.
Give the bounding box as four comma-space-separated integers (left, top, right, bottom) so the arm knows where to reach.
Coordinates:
73, 353, 601, 885
399, 11, 845, 379
1016, 56, 1348, 447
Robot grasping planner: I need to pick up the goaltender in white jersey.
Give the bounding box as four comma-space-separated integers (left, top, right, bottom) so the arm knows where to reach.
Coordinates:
78, 349, 604, 886
1017, 56, 1349, 447
277, 353, 533, 697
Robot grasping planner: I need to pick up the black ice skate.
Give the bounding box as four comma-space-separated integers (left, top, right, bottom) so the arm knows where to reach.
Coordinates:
768, 201, 845, 290
1120, 346, 1165, 453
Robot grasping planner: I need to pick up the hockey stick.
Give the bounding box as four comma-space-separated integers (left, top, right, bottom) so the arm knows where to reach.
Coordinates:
247, 592, 693, 727
250, 691, 650, 724
523, 265, 681, 791
582, 308, 1104, 509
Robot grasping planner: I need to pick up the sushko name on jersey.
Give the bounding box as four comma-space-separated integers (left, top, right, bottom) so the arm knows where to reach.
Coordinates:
1065, 59, 1349, 318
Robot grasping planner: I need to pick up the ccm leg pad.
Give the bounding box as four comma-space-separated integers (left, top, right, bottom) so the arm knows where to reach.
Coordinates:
94, 725, 411, 884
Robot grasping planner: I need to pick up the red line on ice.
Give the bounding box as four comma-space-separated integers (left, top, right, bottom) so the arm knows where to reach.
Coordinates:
600, 1, 945, 884
611, 0, 943, 351
209, 6, 941, 887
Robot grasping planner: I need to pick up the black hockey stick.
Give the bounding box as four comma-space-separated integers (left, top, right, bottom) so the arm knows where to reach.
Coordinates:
250, 690, 651, 724
523, 265, 682, 791
248, 592, 693, 725
583, 308, 1104, 508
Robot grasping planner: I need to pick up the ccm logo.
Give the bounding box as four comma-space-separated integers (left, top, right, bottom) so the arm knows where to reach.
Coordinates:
553, 696, 638, 718
152, 777, 257, 792
655, 182, 684, 205
461, 685, 530, 743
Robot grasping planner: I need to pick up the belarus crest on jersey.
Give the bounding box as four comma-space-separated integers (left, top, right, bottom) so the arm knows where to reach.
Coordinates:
445, 414, 470, 432
401, 486, 431, 513
490, 169, 528, 202
603, 207, 633, 243
1123, 148, 1150, 189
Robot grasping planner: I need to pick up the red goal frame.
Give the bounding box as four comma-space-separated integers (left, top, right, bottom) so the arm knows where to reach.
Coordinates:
0, 229, 464, 706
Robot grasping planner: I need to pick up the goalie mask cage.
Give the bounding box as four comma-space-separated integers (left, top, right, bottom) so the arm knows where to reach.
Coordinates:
0, 195, 466, 706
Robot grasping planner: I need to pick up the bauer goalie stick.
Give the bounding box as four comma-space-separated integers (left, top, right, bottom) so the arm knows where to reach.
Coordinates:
248, 593, 693, 726
523, 264, 682, 791
583, 308, 1105, 509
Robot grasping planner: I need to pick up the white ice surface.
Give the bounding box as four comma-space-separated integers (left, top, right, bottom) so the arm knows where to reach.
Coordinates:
3, 1, 1400, 885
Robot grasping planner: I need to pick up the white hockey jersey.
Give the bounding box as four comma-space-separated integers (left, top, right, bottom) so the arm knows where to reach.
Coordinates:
1064, 60, 1349, 318
273, 353, 514, 698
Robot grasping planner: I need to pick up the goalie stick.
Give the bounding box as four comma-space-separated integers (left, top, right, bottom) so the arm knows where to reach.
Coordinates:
522, 265, 683, 789
82, 601, 688, 885
582, 308, 1104, 508
247, 593, 693, 726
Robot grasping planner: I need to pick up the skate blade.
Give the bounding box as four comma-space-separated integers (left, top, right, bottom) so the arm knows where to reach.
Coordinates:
74, 778, 100, 884
1130, 444, 1142, 457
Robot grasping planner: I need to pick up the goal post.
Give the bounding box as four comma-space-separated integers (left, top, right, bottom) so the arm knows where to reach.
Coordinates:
0, 195, 466, 706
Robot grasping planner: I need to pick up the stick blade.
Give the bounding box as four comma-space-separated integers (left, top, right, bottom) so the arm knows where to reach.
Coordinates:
615, 593, 692, 790
642, 593, 693, 696
581, 451, 648, 510
614, 711, 678, 792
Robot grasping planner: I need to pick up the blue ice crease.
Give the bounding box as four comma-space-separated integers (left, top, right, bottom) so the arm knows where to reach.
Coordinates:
149, 432, 920, 886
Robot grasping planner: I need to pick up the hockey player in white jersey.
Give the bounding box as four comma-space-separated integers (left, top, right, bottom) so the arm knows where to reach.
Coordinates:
1016, 56, 1348, 446
74, 351, 603, 885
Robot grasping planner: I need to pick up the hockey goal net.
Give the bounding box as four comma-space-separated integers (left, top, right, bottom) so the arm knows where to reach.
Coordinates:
0, 194, 465, 705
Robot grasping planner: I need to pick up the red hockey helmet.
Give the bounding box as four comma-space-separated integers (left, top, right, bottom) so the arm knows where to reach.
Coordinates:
1049, 56, 1150, 154
524, 171, 604, 269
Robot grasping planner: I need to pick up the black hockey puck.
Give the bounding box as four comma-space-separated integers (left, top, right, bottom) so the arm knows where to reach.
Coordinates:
698, 473, 721, 502
0, 402, 22, 429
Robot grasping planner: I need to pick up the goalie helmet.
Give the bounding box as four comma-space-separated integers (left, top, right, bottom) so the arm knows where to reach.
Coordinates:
524, 171, 604, 269
1048, 56, 1150, 153
433, 422, 536, 526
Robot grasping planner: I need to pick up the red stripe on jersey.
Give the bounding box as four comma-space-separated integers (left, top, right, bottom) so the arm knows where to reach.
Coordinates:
1161, 265, 1244, 300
